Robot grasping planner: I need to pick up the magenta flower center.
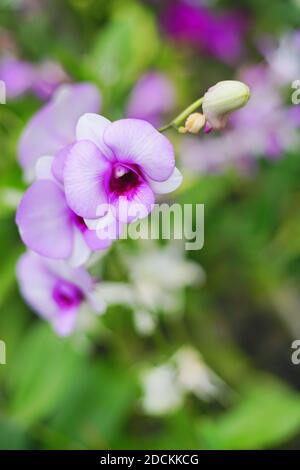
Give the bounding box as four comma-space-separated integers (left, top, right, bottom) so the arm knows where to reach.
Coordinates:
109, 163, 141, 196
52, 279, 84, 310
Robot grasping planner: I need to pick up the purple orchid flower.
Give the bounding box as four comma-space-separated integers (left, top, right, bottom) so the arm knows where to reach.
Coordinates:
161, 1, 248, 65
18, 82, 101, 179
126, 72, 176, 127
17, 251, 105, 336
16, 156, 118, 266
63, 114, 183, 224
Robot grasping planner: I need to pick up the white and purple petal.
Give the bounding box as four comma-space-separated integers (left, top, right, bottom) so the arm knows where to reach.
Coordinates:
16, 180, 74, 259
111, 181, 155, 223
103, 119, 175, 181
18, 83, 101, 178
52, 144, 74, 184
83, 211, 122, 249
35, 155, 56, 181
76, 113, 113, 160
68, 228, 91, 268
63, 140, 110, 218
16, 251, 97, 336
17, 251, 60, 321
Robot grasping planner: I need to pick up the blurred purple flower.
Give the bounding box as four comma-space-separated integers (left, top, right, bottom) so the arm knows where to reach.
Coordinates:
126, 72, 176, 127
18, 82, 101, 179
17, 251, 105, 336
232, 65, 299, 158
16, 156, 114, 266
261, 30, 300, 86
181, 65, 300, 173
63, 114, 182, 223
32, 60, 69, 100
161, 1, 248, 65
0, 56, 69, 101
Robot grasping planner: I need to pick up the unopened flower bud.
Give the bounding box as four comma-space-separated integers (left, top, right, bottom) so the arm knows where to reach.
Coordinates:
202, 80, 250, 130
184, 112, 206, 134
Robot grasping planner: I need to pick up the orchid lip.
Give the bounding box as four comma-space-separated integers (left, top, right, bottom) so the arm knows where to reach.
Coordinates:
52, 279, 84, 310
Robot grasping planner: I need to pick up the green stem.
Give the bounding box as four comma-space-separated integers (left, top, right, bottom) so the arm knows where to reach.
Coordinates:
159, 96, 204, 133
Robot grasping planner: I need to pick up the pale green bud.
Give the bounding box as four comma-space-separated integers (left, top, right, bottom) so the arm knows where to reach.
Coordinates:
202, 80, 250, 131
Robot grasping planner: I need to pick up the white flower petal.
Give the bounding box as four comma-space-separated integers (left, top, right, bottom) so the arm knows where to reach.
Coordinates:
92, 282, 136, 306
84, 209, 115, 231
148, 167, 183, 194
35, 156, 56, 181
86, 291, 107, 315
76, 113, 113, 159
68, 228, 91, 267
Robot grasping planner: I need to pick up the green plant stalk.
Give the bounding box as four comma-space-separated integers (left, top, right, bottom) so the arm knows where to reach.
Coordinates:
159, 96, 204, 132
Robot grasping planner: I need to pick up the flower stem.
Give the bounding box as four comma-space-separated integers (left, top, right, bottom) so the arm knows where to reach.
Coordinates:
159, 96, 204, 133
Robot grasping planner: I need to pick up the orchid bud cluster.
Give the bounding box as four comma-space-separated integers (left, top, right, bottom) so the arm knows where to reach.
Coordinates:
174, 80, 250, 135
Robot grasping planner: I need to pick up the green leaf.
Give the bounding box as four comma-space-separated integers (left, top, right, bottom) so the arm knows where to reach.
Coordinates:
8, 324, 82, 425
89, 2, 159, 93
49, 360, 138, 449
0, 417, 30, 450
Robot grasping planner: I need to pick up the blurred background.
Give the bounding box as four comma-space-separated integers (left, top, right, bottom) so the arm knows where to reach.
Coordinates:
1, 0, 300, 450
